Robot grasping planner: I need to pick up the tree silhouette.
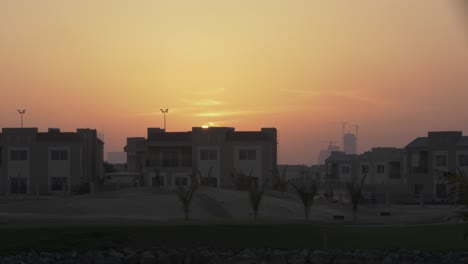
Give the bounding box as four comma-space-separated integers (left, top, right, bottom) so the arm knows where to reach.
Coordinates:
272, 165, 289, 195
289, 179, 318, 221
175, 173, 199, 221
346, 175, 367, 223
248, 181, 264, 221
444, 169, 468, 221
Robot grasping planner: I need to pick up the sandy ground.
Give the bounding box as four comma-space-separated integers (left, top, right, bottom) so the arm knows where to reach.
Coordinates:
0, 187, 460, 226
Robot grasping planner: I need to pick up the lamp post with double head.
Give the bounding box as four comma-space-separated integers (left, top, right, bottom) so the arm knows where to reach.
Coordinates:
160, 108, 168, 131
17, 109, 26, 128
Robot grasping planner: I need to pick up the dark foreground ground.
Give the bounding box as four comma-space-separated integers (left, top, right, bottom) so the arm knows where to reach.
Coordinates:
1, 222, 468, 253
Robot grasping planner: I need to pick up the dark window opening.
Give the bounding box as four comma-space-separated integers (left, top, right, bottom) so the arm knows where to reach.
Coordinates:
239, 150, 256, 160
200, 150, 217, 160
10, 178, 27, 194
51, 177, 68, 192
10, 150, 28, 161
51, 150, 68, 161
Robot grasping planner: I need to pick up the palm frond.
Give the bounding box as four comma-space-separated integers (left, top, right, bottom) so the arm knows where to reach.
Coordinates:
289, 179, 318, 220
248, 182, 264, 221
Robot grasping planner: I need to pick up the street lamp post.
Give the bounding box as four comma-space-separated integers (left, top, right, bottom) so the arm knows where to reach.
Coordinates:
160, 108, 168, 131
17, 109, 26, 128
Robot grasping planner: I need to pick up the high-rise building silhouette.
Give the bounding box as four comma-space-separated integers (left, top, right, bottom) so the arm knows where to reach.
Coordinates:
343, 133, 357, 154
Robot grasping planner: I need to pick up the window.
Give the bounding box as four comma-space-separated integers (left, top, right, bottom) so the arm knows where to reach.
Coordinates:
10, 150, 28, 161
459, 155, 468, 167
414, 184, 424, 195
435, 155, 447, 167
361, 165, 369, 174
51, 177, 68, 192
175, 176, 188, 186
162, 151, 179, 167
152, 176, 165, 186
239, 149, 256, 160
200, 150, 217, 160
341, 165, 350, 174
376, 165, 385, 174
10, 178, 27, 194
51, 150, 68, 161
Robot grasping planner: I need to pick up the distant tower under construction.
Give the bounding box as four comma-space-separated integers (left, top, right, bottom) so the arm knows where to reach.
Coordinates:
343, 133, 357, 154
342, 121, 358, 155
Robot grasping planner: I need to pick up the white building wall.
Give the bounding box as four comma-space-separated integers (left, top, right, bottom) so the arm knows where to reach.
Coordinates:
197, 146, 221, 187
48, 146, 71, 192
7, 147, 30, 194
233, 145, 262, 183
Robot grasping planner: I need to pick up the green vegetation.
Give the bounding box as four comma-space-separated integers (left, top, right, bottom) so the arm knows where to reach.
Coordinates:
0, 223, 467, 254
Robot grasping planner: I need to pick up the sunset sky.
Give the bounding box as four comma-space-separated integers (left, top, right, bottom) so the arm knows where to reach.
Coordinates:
1, 1, 468, 164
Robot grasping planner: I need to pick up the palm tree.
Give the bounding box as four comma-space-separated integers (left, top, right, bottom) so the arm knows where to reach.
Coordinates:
175, 173, 199, 221
444, 169, 468, 221
346, 175, 367, 223
248, 181, 264, 221
272, 165, 288, 195
197, 166, 217, 187
231, 168, 255, 190
289, 179, 318, 221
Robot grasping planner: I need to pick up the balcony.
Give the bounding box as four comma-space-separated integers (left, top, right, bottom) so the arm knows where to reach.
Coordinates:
146, 159, 193, 168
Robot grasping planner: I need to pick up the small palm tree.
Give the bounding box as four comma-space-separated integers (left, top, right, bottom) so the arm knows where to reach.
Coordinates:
272, 165, 288, 195
289, 179, 318, 221
231, 168, 255, 190
444, 169, 468, 221
346, 175, 367, 223
197, 167, 217, 187
248, 181, 264, 221
175, 173, 199, 221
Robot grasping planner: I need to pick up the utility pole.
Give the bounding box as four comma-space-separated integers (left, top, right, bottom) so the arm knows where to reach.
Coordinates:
160, 108, 168, 131
17, 109, 26, 128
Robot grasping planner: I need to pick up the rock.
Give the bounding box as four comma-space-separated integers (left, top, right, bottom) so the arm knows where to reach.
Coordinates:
123, 253, 140, 264
383, 255, 393, 264
140, 251, 156, 264
309, 250, 334, 264
109, 249, 125, 259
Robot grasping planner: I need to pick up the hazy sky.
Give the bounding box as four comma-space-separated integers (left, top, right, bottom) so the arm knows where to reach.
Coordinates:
1, 1, 468, 164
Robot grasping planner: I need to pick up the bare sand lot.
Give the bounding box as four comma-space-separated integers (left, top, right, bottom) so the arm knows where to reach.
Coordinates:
0, 187, 459, 226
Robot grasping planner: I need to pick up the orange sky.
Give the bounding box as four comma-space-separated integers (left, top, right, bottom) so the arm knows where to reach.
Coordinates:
1, 0, 468, 164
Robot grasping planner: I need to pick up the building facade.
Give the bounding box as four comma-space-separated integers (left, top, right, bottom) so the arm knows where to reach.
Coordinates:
405, 131, 468, 202
124, 127, 277, 188
0, 128, 104, 195
325, 148, 407, 203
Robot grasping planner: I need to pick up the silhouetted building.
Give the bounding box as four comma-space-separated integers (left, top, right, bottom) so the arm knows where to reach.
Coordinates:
405, 131, 468, 202
343, 133, 357, 154
325, 148, 406, 203
124, 127, 277, 188
107, 152, 126, 164
317, 144, 340, 164
0, 128, 103, 195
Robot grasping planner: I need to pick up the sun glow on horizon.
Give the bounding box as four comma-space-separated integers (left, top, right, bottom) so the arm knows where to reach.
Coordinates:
1, 0, 468, 164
